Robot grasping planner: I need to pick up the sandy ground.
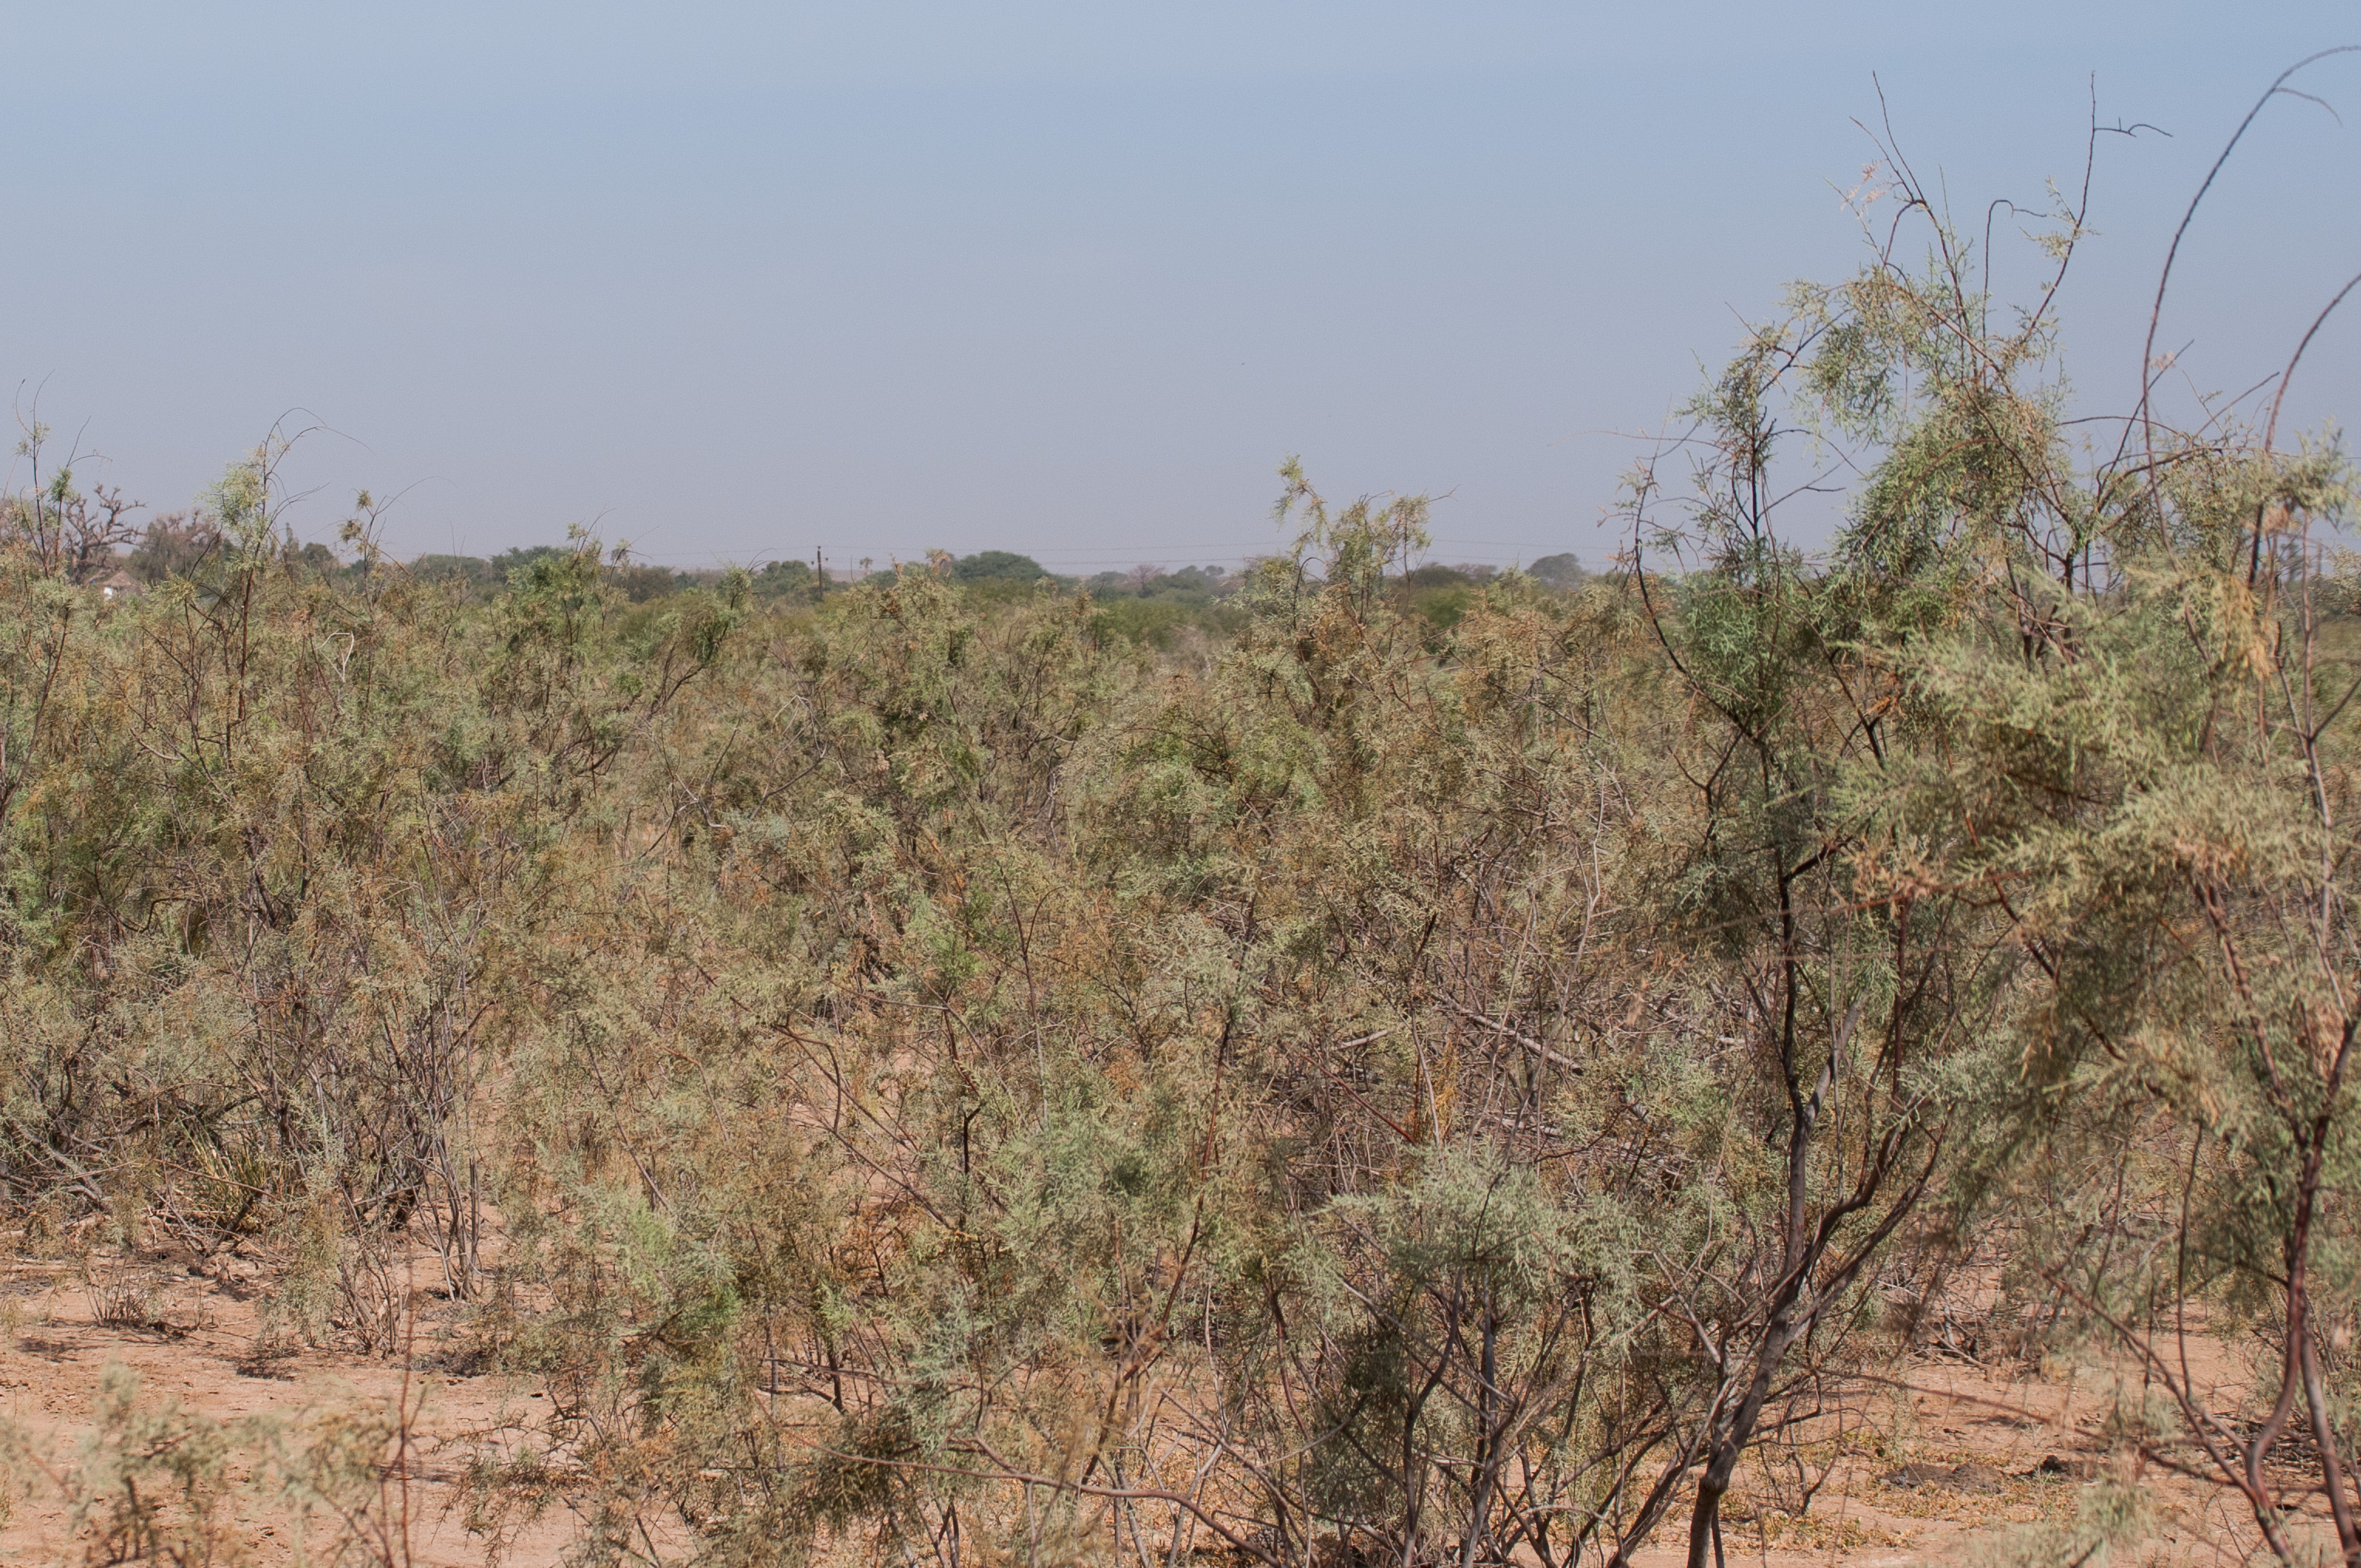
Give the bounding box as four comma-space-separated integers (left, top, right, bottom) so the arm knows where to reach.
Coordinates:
1622, 1325, 2298, 1568
0, 1244, 2319, 1566
0, 1244, 570, 1566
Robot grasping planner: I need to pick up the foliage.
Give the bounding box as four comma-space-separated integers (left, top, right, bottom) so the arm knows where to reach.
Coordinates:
4, 92, 2361, 1568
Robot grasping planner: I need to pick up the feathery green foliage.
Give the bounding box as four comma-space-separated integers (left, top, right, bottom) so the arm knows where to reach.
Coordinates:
3, 104, 2361, 1568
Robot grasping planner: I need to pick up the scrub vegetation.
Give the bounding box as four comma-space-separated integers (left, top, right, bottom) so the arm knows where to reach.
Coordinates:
3, 87, 2361, 1568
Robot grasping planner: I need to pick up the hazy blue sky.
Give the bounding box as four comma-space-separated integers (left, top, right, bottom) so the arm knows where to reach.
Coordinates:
2, 2, 2357, 572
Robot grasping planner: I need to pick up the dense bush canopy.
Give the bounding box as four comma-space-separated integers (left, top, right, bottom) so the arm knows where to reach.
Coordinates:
4, 132, 2361, 1568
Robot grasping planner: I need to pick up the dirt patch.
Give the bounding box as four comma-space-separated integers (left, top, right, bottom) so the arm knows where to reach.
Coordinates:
0, 1249, 2322, 1566
0, 1247, 569, 1567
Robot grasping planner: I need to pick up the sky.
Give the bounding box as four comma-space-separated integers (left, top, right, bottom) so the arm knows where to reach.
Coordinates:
1, 2, 2357, 574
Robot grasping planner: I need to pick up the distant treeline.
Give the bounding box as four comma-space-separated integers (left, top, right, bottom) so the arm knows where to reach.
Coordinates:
93, 516, 1592, 650
112, 518, 1588, 606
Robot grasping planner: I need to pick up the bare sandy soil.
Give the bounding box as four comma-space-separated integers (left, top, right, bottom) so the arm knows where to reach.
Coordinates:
1619, 1320, 2302, 1568
0, 1244, 569, 1567
0, 1244, 2312, 1566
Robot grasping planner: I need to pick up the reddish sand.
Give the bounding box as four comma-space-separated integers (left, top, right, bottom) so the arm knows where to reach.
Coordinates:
0, 1246, 2321, 1566
0, 1246, 568, 1566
